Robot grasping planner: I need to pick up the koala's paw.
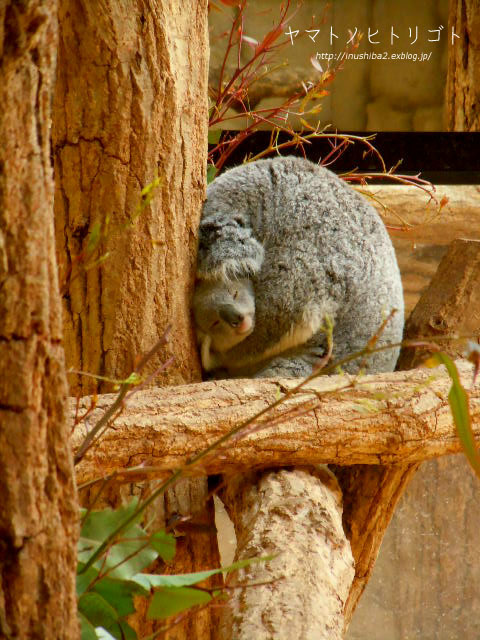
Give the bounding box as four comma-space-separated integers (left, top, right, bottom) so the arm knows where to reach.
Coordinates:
299, 346, 328, 369
253, 356, 314, 378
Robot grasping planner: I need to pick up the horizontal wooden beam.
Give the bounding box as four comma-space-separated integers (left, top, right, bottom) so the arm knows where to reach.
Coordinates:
72, 360, 479, 485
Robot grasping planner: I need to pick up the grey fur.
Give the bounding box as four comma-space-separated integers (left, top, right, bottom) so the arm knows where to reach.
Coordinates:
193, 278, 255, 370
194, 156, 404, 378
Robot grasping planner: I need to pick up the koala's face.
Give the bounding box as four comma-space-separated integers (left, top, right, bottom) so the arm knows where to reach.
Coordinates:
193, 278, 255, 353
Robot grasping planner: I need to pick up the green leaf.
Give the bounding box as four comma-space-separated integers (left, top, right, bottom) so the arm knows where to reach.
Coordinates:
79, 593, 138, 640
122, 372, 142, 386
86, 222, 102, 254
79, 500, 157, 579
208, 129, 222, 144
78, 592, 119, 632
150, 531, 176, 562
428, 352, 480, 479
79, 612, 98, 640
93, 578, 146, 617
147, 587, 212, 619
117, 622, 138, 640
77, 564, 100, 596
138, 176, 162, 212
131, 555, 274, 590
100, 622, 137, 640
207, 165, 218, 183
132, 572, 214, 590
140, 176, 162, 199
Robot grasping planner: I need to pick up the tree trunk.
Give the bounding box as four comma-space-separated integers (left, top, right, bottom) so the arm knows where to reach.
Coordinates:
0, 2, 78, 638
218, 468, 354, 640
397, 238, 480, 370
367, 184, 480, 317
335, 463, 420, 625
342, 238, 480, 625
446, 0, 480, 131
53, 0, 207, 393
53, 2, 218, 638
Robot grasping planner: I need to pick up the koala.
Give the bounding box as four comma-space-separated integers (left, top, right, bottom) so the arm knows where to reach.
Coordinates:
193, 278, 255, 372
193, 156, 404, 378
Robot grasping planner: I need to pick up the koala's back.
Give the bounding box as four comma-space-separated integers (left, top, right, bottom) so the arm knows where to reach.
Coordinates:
202, 156, 404, 374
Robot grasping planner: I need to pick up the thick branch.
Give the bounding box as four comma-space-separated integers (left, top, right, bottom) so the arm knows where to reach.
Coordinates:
217, 468, 355, 640
72, 361, 479, 485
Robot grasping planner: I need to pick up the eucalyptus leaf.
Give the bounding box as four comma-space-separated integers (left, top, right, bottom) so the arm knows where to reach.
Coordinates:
131, 555, 274, 589
427, 353, 480, 479
207, 165, 218, 183
77, 564, 100, 596
80, 500, 157, 579
208, 129, 222, 144
93, 577, 147, 617
147, 587, 212, 619
86, 222, 101, 253
78, 592, 119, 632
114, 622, 137, 640
150, 530, 176, 562
79, 612, 98, 640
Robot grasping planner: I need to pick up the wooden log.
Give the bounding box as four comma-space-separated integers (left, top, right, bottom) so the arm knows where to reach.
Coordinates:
72, 361, 479, 486
337, 211, 480, 625
217, 468, 355, 640
367, 184, 480, 315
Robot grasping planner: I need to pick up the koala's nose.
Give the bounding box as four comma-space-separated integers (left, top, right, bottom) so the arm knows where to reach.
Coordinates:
219, 305, 244, 328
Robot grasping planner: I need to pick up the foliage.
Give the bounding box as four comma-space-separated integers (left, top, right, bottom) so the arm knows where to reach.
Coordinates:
77, 499, 271, 639
208, 0, 362, 172
425, 351, 480, 479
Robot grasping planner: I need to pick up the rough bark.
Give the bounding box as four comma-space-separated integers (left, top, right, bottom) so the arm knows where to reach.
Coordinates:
53, 0, 208, 392
72, 360, 479, 634
0, 2, 78, 638
446, 0, 480, 131
71, 360, 480, 484
348, 237, 480, 640
217, 468, 355, 640
53, 3, 218, 638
